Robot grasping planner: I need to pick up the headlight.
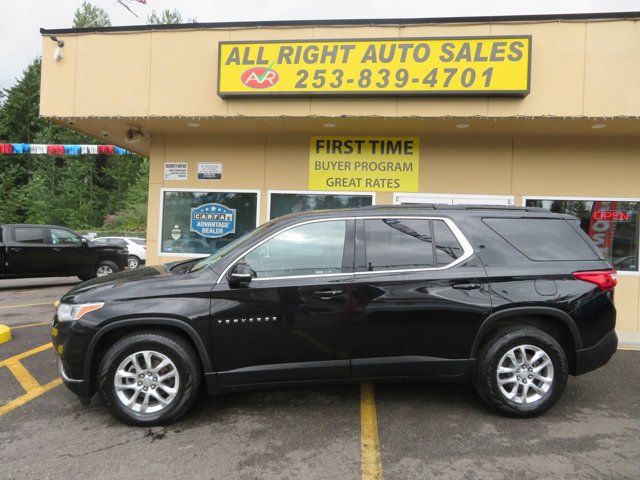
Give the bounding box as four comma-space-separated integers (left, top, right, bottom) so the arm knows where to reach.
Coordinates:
57, 302, 104, 321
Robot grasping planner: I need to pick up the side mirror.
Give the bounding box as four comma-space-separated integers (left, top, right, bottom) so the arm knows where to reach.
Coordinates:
228, 261, 252, 287
81, 238, 88, 246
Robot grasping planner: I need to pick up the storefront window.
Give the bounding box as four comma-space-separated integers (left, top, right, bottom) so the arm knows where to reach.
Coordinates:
269, 192, 373, 219
525, 199, 639, 272
161, 190, 258, 255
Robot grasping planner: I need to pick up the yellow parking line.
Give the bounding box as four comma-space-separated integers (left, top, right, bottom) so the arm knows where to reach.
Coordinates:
0, 302, 54, 310
0, 342, 53, 367
0, 378, 62, 417
360, 383, 383, 480
6, 360, 41, 392
618, 346, 640, 351
9, 322, 50, 330
0, 342, 62, 417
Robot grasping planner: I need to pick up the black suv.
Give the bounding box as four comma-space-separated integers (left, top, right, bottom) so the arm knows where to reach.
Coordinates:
52, 206, 617, 425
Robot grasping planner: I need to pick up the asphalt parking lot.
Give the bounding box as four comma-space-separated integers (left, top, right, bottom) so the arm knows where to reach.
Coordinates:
1, 278, 639, 480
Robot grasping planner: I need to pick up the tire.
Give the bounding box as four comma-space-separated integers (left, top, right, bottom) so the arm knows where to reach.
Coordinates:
474, 326, 568, 418
97, 331, 202, 426
127, 255, 141, 269
95, 260, 118, 277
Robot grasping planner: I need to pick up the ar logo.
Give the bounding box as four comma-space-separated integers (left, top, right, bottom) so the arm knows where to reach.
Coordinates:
241, 66, 280, 89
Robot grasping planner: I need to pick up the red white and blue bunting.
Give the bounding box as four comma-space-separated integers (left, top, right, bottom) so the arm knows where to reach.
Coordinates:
0, 144, 134, 155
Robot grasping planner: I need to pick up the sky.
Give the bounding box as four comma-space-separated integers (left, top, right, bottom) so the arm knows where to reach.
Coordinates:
1, 0, 639, 91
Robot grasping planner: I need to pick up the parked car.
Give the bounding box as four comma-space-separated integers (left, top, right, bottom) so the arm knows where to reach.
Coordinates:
94, 237, 146, 269
0, 224, 128, 280
52, 205, 617, 425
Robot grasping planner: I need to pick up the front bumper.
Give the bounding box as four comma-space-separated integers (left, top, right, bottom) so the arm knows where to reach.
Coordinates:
58, 360, 93, 400
574, 329, 618, 375
52, 315, 98, 401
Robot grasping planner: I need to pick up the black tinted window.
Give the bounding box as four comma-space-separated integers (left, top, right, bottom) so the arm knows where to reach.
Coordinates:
525, 199, 638, 271
364, 219, 434, 271
484, 218, 599, 261
14, 227, 45, 244
433, 220, 464, 266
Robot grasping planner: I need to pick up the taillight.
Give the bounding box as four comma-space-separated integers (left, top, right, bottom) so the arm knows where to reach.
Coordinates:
572, 269, 617, 291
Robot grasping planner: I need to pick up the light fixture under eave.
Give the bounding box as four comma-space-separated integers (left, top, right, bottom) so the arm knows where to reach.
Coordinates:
323, 122, 336, 128
456, 123, 470, 129
187, 122, 200, 128
591, 123, 607, 129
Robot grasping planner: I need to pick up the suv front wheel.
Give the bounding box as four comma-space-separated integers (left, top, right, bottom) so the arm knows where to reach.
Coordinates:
474, 326, 568, 417
97, 331, 201, 425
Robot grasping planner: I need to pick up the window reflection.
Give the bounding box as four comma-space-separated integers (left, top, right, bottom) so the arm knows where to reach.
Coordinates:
270, 193, 372, 219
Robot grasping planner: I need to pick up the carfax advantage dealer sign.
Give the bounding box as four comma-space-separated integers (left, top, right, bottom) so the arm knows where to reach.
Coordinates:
218, 36, 531, 97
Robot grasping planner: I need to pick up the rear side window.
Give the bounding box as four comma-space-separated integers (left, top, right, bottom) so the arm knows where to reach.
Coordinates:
483, 218, 599, 261
14, 227, 45, 244
364, 219, 434, 271
433, 220, 464, 266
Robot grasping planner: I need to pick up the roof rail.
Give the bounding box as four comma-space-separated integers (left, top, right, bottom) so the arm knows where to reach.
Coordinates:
396, 203, 546, 212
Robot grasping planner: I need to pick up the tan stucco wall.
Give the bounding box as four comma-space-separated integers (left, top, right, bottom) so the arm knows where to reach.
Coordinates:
41, 19, 640, 120
144, 133, 640, 335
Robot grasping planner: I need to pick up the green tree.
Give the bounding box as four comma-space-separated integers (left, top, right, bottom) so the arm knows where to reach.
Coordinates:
73, 1, 111, 28
147, 9, 196, 25
0, 59, 45, 143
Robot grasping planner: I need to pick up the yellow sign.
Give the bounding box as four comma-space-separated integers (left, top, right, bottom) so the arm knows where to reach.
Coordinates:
309, 137, 419, 192
218, 36, 531, 97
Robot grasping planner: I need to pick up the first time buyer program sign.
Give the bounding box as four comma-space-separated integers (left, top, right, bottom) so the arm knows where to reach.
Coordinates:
218, 36, 531, 97
309, 137, 419, 192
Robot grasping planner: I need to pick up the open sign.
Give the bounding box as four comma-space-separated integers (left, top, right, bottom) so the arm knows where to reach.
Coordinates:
593, 211, 631, 221
241, 67, 279, 89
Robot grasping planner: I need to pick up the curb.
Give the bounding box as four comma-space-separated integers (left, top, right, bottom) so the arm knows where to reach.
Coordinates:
0, 324, 11, 344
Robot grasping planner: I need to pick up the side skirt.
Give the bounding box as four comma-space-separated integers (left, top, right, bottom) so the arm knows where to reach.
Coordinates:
205, 359, 475, 396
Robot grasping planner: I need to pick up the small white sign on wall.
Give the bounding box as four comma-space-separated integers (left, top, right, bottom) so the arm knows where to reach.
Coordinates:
197, 162, 223, 180
164, 162, 188, 180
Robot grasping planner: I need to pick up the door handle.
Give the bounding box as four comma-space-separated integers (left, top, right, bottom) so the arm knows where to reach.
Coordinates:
9, 247, 23, 252
312, 289, 344, 299
452, 283, 482, 290
52, 248, 62, 252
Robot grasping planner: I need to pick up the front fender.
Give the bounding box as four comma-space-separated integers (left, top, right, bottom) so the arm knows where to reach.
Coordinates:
83, 317, 213, 380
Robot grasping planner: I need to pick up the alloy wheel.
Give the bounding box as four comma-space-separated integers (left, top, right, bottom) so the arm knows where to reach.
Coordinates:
96, 265, 114, 277
113, 350, 180, 414
496, 344, 554, 405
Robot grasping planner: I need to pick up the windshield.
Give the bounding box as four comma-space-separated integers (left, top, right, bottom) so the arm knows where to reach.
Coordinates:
189, 221, 274, 272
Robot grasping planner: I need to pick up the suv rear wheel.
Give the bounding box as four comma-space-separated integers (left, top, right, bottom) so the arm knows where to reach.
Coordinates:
474, 326, 568, 417
97, 331, 201, 425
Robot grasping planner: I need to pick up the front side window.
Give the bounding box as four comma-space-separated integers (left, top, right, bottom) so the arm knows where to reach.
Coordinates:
244, 220, 348, 278
161, 190, 258, 255
269, 193, 372, 219
364, 219, 434, 271
525, 199, 639, 271
14, 227, 45, 244
51, 228, 82, 245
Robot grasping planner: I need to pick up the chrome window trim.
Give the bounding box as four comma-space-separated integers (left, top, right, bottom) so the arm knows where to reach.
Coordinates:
216, 216, 474, 284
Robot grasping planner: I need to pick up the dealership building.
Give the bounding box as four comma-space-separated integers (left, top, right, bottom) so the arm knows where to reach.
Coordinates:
39, 13, 640, 342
